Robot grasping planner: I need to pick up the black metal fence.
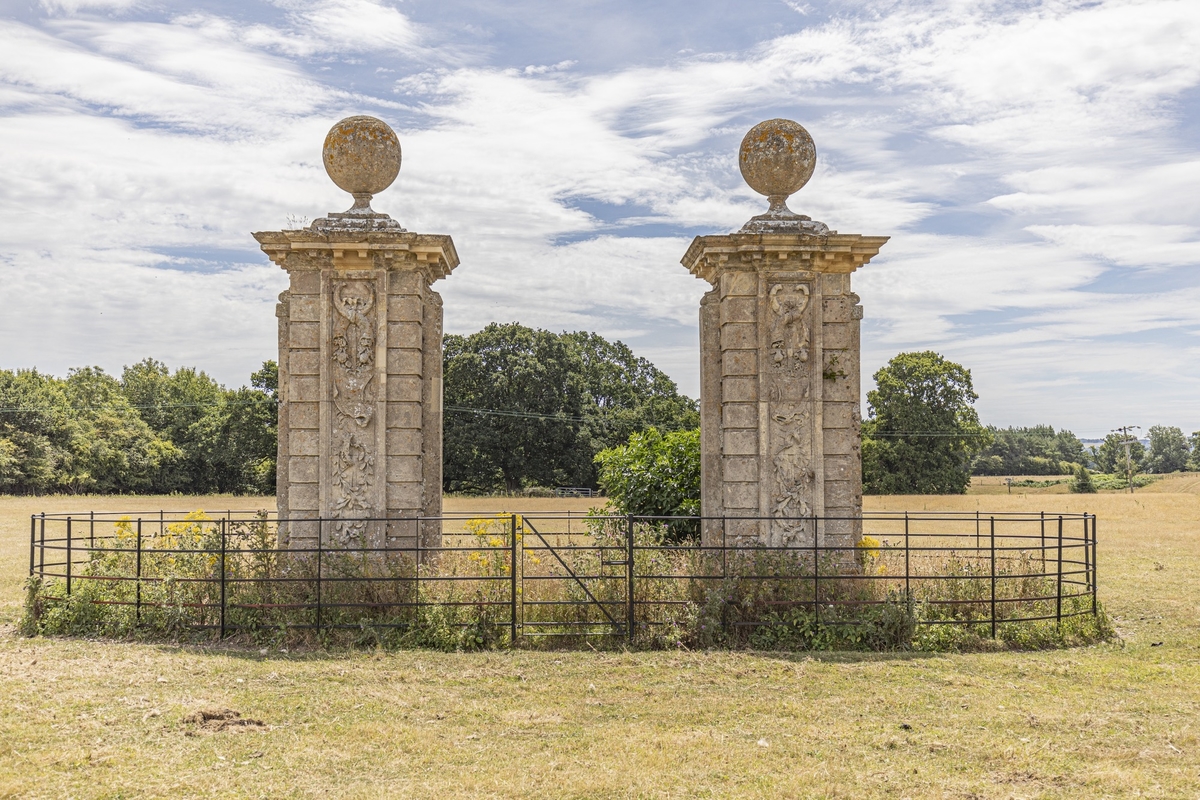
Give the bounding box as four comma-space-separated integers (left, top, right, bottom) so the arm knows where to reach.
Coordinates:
26, 510, 1098, 645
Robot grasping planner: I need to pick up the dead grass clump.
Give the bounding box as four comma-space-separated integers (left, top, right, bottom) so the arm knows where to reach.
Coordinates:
182, 707, 267, 733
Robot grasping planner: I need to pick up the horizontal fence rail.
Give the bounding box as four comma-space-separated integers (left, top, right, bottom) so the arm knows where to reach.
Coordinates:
26, 510, 1099, 646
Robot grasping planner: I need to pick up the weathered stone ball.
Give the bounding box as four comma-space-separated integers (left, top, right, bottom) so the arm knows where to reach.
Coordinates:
738, 119, 816, 198
322, 116, 401, 195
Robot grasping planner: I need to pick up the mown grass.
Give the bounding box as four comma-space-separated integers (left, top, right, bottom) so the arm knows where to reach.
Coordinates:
1, 484, 1198, 798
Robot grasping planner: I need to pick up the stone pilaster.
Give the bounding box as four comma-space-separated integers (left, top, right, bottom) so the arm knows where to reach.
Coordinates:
682, 233, 887, 549
254, 230, 458, 549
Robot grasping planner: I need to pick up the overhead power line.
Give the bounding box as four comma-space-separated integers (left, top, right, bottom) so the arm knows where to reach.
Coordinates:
0, 399, 1000, 438
0, 399, 274, 414
444, 405, 590, 424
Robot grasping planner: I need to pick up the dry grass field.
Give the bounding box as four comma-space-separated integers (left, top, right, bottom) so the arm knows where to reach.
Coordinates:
1, 481, 1198, 798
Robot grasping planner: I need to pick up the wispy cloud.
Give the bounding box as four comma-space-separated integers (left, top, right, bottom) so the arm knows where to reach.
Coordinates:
0, 0, 1197, 435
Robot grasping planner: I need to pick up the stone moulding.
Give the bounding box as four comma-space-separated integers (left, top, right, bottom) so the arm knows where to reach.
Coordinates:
253, 227, 458, 550
682, 231, 888, 549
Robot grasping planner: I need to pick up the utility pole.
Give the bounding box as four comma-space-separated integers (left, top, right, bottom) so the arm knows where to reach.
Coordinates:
1113, 425, 1140, 493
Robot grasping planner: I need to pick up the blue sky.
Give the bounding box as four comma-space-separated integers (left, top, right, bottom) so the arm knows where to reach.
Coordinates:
0, 0, 1197, 438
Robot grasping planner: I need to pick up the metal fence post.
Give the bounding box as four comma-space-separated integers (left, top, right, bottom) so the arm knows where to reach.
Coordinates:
1040, 511, 1046, 571
510, 514, 518, 646
415, 516, 422, 628
135, 518, 143, 625
219, 518, 227, 639
1056, 515, 1064, 626
66, 517, 73, 597
1091, 515, 1098, 617
29, 516, 36, 578
626, 514, 635, 643
812, 513, 820, 628
989, 516, 996, 639
316, 519, 323, 639
904, 511, 910, 601
1083, 514, 1091, 596
39, 514, 45, 573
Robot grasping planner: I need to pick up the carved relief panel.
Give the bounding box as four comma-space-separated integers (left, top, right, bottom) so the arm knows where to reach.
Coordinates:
329, 278, 380, 542
764, 279, 815, 546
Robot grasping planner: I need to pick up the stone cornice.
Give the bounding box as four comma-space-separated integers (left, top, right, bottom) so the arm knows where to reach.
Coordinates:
681, 233, 889, 285
253, 229, 459, 281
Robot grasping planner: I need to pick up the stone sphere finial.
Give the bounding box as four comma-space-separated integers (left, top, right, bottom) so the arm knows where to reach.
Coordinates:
322, 116, 402, 213
737, 119, 828, 234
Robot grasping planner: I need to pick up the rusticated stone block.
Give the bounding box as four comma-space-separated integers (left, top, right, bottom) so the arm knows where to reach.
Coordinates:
820, 272, 849, 296
823, 427, 859, 455
725, 517, 764, 542
720, 322, 757, 350
289, 456, 318, 484
720, 270, 757, 298
290, 483, 318, 511
723, 482, 759, 510
722, 402, 758, 429
387, 296, 423, 322
825, 481, 857, 509
824, 455, 857, 482
822, 295, 854, 323
719, 297, 756, 324
290, 402, 319, 430
289, 295, 320, 322
386, 402, 422, 429
723, 429, 758, 456
824, 402, 857, 429
289, 429, 319, 457
387, 455, 422, 483
823, 323, 852, 350
722, 456, 759, 483
387, 482, 423, 508
288, 375, 320, 403
722, 377, 758, 403
386, 429, 422, 456
388, 270, 423, 294
290, 271, 321, 294
387, 321, 423, 348
288, 322, 320, 349
387, 348, 423, 375
289, 350, 320, 376
387, 375, 423, 402
721, 350, 758, 376
823, 376, 857, 402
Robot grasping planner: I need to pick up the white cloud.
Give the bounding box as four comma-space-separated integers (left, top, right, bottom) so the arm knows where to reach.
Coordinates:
0, 0, 1198, 434
1026, 224, 1200, 269
39, 0, 144, 13
177, 0, 427, 61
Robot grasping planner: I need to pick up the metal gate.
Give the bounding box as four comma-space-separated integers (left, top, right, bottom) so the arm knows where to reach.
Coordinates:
514, 515, 629, 641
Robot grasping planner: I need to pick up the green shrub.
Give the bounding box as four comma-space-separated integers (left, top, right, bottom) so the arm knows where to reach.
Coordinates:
594, 428, 699, 543
21, 511, 1115, 655
1071, 465, 1097, 493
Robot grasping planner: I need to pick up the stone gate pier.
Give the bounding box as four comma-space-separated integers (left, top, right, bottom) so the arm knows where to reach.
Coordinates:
682, 120, 888, 548
254, 116, 457, 549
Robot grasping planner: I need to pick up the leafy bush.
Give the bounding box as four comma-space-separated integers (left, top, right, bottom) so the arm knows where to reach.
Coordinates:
594, 428, 700, 543
1071, 465, 1097, 494
22, 511, 1115, 655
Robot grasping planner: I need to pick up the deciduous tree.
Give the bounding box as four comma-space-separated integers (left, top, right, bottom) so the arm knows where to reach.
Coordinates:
594, 427, 700, 543
442, 323, 697, 494
862, 351, 990, 494
1145, 425, 1190, 473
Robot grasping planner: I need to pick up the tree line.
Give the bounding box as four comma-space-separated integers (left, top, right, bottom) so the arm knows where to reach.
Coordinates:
0, 360, 277, 495
860, 351, 1200, 494
0, 324, 699, 496
2, 330, 1194, 498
